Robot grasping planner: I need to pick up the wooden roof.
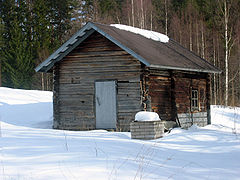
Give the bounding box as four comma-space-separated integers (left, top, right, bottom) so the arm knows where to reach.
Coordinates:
35, 22, 221, 73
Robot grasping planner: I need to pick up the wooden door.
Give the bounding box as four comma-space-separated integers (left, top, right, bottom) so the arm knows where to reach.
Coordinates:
95, 81, 117, 129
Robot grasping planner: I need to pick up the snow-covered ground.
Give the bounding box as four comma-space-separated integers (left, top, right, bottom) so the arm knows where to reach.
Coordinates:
0, 87, 239, 180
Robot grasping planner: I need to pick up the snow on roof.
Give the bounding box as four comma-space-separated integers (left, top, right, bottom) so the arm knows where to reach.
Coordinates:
110, 24, 169, 43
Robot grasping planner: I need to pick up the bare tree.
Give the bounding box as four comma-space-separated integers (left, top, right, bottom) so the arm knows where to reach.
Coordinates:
164, 0, 168, 35
131, 0, 134, 27
218, 0, 235, 106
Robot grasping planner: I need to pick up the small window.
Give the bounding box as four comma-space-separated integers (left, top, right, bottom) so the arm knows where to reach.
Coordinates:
191, 89, 199, 111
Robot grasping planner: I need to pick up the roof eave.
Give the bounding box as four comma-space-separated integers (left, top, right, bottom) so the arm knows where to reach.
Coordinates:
149, 64, 222, 74
35, 22, 95, 72
35, 22, 151, 72
35, 22, 221, 74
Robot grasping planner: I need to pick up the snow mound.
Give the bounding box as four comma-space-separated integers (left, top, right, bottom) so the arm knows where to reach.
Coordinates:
1, 88, 240, 179
0, 87, 51, 105
211, 105, 240, 132
188, 124, 201, 131
111, 24, 169, 43
0, 87, 53, 128
135, 111, 160, 121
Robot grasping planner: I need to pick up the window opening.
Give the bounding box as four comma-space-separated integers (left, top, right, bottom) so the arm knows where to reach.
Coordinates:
191, 89, 199, 111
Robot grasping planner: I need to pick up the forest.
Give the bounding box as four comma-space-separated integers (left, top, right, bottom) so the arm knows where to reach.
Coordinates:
0, 0, 240, 106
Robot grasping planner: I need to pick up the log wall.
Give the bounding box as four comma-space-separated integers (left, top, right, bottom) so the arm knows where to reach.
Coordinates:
148, 72, 172, 121
52, 31, 211, 131
53, 31, 142, 131
147, 69, 210, 129
174, 72, 208, 113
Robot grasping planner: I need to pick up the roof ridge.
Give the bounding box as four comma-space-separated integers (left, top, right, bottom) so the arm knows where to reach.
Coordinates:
35, 21, 221, 74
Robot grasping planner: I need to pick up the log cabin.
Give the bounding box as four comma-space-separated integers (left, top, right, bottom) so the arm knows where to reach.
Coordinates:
35, 22, 221, 131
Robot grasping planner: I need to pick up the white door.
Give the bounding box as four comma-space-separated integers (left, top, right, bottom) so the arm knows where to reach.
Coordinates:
95, 81, 117, 129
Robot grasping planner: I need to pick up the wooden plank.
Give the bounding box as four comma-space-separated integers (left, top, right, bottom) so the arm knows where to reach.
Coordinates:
67, 50, 129, 57
61, 55, 138, 62
54, 31, 144, 130
59, 111, 94, 117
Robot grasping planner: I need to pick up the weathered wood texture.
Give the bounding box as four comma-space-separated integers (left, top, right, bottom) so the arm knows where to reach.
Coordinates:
53, 31, 142, 131
174, 72, 207, 114
52, 31, 211, 131
53, 64, 60, 129
148, 74, 172, 121
147, 69, 209, 128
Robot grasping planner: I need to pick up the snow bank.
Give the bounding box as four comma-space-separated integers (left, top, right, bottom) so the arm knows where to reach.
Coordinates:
0, 87, 53, 128
1, 88, 240, 180
111, 24, 169, 43
210, 105, 240, 133
135, 111, 160, 121
0, 87, 51, 105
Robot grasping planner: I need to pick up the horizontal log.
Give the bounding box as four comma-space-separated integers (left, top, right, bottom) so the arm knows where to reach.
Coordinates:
118, 98, 141, 103
59, 72, 141, 81
61, 54, 138, 62
58, 97, 94, 102
59, 68, 141, 74
118, 82, 140, 86
67, 50, 129, 58
59, 88, 94, 93
118, 101, 141, 107
59, 105, 94, 111
59, 91, 94, 96
75, 46, 122, 52
118, 93, 141, 97
59, 111, 94, 117
118, 108, 142, 113
59, 83, 94, 88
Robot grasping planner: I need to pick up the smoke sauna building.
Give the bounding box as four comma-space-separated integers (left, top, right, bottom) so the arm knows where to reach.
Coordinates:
35, 22, 221, 131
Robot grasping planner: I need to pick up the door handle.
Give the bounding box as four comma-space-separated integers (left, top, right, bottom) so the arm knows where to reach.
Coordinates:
96, 97, 101, 106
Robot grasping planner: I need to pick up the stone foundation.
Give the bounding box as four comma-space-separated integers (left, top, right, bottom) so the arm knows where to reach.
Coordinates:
178, 112, 208, 128
130, 121, 164, 140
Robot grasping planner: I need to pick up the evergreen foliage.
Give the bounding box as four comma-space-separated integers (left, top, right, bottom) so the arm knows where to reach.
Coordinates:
1, 1, 34, 89
2, 18, 34, 89
0, 0, 75, 89
0, 0, 239, 105
0, 16, 4, 86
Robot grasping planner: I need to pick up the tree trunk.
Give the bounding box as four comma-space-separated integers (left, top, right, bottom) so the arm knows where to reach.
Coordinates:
196, 22, 200, 55
189, 21, 192, 51
201, 20, 205, 59
224, 0, 229, 106
213, 37, 217, 105
217, 34, 221, 105
165, 0, 168, 35
140, 0, 144, 29
41, 73, 45, 91
131, 0, 134, 27
150, 10, 153, 30
231, 72, 234, 106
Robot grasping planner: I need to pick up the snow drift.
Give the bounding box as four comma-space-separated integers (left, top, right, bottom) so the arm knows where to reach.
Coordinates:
0, 87, 240, 180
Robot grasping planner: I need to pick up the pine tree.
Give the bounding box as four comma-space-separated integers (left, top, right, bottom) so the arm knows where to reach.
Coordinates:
48, 0, 76, 44
1, 0, 35, 89
2, 17, 34, 89
1, 0, 76, 89
0, 17, 4, 86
